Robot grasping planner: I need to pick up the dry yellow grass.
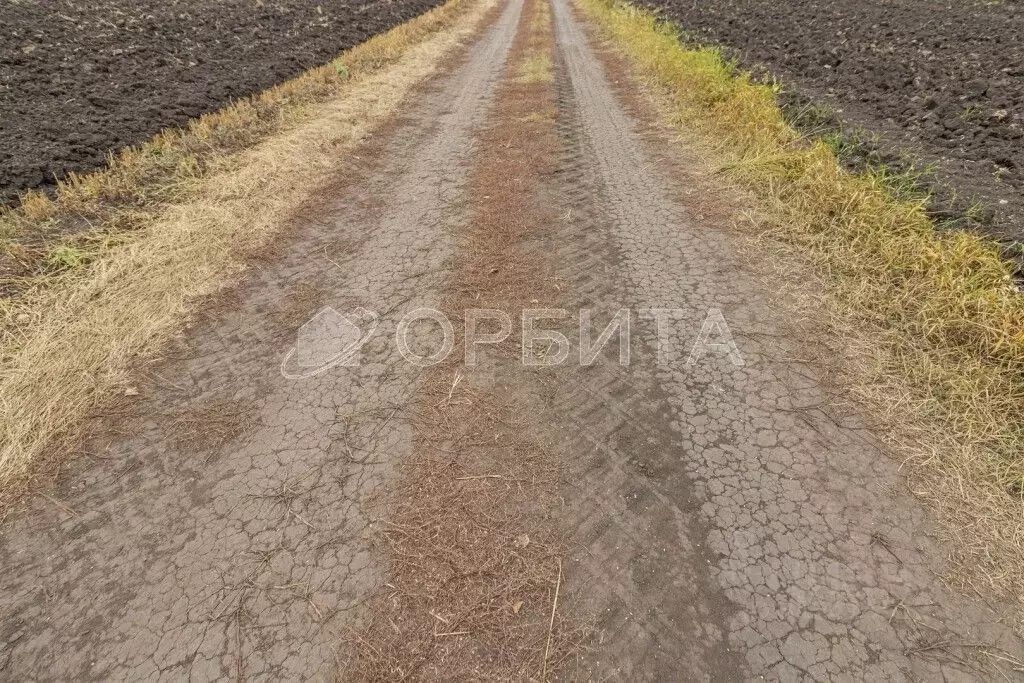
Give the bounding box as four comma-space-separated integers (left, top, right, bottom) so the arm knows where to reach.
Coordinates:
516, 52, 555, 83
578, 0, 1024, 616
0, 0, 497, 500
516, 0, 554, 83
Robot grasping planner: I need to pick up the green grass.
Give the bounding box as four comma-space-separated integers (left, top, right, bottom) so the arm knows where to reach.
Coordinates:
44, 245, 89, 271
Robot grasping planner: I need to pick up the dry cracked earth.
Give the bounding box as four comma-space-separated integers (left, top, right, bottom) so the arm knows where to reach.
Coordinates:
2, 0, 1023, 679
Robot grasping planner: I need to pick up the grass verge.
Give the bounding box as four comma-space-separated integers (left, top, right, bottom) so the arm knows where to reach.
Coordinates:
0, 0, 495, 505
577, 0, 1024, 615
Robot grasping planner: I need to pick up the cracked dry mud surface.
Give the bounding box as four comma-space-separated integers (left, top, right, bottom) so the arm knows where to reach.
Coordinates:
2, 0, 1023, 679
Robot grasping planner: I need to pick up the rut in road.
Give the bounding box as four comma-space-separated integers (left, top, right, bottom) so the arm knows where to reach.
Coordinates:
2, 0, 1024, 679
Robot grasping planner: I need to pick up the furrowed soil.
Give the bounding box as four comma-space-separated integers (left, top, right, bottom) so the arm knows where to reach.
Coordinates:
638, 0, 1024, 245
0, 0, 442, 206
3, 0, 1024, 679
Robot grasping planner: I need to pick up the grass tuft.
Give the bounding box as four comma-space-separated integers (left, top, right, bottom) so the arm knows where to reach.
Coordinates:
579, 0, 1024, 614
44, 245, 90, 272
517, 53, 554, 83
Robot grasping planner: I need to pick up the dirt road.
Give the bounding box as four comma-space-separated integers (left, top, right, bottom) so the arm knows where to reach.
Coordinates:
2, 0, 1022, 679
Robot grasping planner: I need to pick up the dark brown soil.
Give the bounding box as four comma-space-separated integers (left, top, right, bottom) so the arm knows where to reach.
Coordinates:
0, 0, 443, 206
639, 0, 1024, 245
